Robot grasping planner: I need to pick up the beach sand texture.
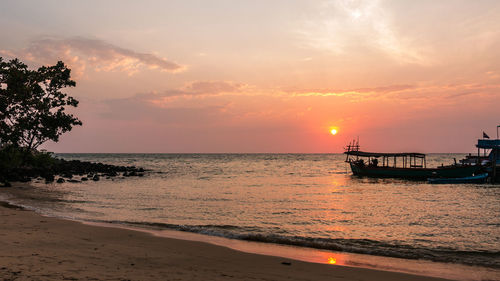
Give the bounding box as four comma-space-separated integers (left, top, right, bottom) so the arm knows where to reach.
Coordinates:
0, 203, 452, 281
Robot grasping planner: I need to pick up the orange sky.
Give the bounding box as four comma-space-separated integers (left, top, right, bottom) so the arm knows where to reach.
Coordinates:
1, 0, 499, 152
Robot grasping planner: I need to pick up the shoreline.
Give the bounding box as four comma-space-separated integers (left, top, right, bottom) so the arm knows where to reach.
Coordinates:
0, 202, 455, 281
85, 220, 498, 281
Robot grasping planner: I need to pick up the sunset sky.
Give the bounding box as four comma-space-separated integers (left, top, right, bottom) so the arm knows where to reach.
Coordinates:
1, 0, 499, 153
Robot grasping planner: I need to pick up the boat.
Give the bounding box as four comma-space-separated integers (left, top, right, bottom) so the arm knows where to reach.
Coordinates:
344, 140, 480, 180
473, 138, 500, 183
428, 173, 489, 184
459, 154, 489, 165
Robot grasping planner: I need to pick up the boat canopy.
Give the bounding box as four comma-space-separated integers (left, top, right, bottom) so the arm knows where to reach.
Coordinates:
477, 139, 500, 149
344, 151, 425, 158
343, 140, 427, 168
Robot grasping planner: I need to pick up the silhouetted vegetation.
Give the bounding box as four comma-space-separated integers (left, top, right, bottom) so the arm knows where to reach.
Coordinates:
0, 57, 82, 150
0, 57, 143, 186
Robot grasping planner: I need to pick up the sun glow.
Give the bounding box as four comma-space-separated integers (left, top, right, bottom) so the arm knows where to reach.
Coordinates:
351, 10, 362, 20
330, 128, 338, 135
327, 257, 337, 264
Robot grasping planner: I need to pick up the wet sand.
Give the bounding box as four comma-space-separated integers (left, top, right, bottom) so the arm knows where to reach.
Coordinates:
0, 202, 453, 281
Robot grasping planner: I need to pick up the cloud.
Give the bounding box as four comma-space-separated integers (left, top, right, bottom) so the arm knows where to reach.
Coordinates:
291, 91, 363, 98
102, 94, 228, 124
52, 78, 499, 152
297, 0, 432, 65
286, 84, 415, 100
0, 37, 185, 77
183, 81, 245, 95
154, 80, 247, 100
354, 84, 415, 93
101, 80, 247, 120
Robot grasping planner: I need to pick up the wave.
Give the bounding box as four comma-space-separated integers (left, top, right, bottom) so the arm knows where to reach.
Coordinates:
104, 220, 500, 269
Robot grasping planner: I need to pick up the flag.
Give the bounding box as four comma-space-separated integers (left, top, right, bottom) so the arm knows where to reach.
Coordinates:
483, 132, 490, 139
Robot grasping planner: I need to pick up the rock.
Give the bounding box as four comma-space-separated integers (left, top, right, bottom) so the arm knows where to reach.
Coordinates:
19, 177, 31, 183
1, 181, 12, 187
43, 173, 55, 182
56, 178, 65, 183
0, 153, 145, 184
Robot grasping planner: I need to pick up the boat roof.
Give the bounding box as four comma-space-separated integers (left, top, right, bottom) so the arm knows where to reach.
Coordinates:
477, 139, 500, 149
344, 151, 426, 157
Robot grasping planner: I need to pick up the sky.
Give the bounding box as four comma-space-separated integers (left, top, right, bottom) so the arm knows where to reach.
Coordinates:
1, 0, 499, 153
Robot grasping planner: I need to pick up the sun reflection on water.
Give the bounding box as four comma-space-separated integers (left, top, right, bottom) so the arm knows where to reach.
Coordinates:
318, 252, 345, 265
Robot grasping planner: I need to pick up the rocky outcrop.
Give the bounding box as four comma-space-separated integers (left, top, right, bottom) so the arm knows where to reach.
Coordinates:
0, 158, 146, 186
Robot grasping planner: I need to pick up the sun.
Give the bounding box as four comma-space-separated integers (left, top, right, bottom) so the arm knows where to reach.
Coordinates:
330, 128, 338, 135
351, 10, 362, 20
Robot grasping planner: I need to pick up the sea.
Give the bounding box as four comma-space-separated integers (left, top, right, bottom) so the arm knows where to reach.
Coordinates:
1, 153, 499, 280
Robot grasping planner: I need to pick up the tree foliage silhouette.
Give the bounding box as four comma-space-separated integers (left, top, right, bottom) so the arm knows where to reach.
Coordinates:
0, 57, 82, 150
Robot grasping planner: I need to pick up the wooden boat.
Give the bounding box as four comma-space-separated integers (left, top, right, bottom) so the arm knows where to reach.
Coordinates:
428, 173, 489, 184
344, 140, 480, 180
474, 138, 500, 183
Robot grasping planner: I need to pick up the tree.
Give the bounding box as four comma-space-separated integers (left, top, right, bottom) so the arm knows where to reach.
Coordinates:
0, 57, 82, 150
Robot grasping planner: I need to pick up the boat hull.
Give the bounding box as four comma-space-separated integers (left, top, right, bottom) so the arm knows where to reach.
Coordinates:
349, 162, 480, 180
428, 173, 489, 184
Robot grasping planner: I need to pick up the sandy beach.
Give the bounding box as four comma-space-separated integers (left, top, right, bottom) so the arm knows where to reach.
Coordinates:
0, 202, 453, 281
